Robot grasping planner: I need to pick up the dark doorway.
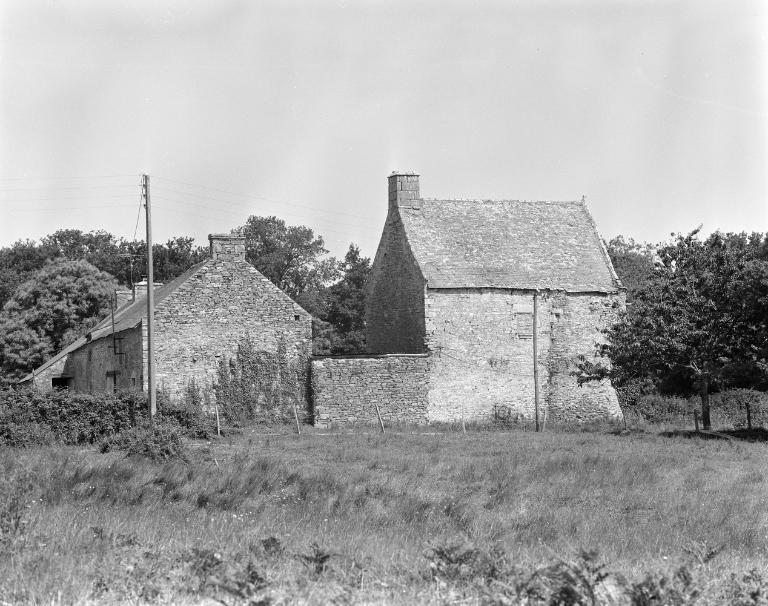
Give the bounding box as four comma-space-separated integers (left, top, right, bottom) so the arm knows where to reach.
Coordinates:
51, 377, 73, 390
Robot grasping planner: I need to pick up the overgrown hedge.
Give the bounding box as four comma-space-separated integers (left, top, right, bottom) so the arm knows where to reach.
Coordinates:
627, 388, 768, 428
0, 388, 145, 447
0, 387, 216, 447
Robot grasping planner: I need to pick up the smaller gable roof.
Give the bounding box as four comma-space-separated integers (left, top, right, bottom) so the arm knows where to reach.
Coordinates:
398, 199, 621, 292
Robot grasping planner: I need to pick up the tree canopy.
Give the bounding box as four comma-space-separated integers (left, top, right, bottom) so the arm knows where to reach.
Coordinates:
583, 229, 768, 429
605, 235, 657, 298
0, 229, 207, 310
0, 259, 117, 381
321, 244, 371, 354
241, 215, 340, 317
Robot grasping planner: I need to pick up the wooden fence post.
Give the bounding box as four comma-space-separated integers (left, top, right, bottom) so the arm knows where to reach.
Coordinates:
374, 402, 385, 433
293, 403, 301, 435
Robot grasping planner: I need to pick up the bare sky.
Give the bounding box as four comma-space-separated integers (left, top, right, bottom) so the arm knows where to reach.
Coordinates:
1, 0, 766, 259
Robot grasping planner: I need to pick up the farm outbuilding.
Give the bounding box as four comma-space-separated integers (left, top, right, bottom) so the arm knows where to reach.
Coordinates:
312, 172, 626, 426
22, 232, 312, 405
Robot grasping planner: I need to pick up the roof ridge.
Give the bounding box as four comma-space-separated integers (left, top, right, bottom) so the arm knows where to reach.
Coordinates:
419, 198, 583, 204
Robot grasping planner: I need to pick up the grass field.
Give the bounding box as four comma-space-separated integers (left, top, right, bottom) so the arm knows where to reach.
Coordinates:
2, 425, 768, 604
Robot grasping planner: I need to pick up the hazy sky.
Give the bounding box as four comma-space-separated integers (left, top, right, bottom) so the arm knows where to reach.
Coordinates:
1, 0, 766, 259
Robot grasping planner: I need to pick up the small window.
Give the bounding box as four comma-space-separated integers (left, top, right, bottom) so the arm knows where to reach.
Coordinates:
294, 314, 301, 321
516, 312, 534, 337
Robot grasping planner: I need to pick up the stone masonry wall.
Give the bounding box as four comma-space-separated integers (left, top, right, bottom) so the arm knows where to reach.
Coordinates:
30, 356, 68, 392
152, 258, 312, 404
424, 288, 623, 423
365, 212, 427, 353
546, 291, 624, 422
31, 327, 143, 394
311, 355, 429, 427
425, 289, 551, 422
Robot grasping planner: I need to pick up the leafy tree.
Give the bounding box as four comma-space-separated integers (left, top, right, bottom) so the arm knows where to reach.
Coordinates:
151, 236, 207, 283
0, 259, 117, 380
241, 216, 340, 314
42, 229, 206, 286
0, 239, 60, 309
605, 235, 656, 298
581, 229, 768, 429
324, 244, 371, 354
42, 229, 124, 278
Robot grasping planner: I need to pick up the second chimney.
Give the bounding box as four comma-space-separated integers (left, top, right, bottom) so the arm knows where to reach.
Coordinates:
209, 232, 246, 262
388, 171, 420, 214
132, 278, 163, 302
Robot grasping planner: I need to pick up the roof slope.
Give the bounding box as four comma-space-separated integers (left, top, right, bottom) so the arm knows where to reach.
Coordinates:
398, 199, 621, 292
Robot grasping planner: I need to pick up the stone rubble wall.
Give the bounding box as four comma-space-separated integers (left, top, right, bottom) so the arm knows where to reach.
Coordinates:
31, 327, 143, 393
311, 355, 429, 427
545, 291, 625, 423
425, 289, 550, 422
153, 258, 312, 404
423, 288, 624, 423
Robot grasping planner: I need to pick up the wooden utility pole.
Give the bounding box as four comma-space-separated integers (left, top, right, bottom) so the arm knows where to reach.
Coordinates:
533, 290, 541, 432
143, 174, 156, 422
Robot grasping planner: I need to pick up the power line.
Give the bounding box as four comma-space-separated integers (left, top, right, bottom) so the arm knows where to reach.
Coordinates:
152, 175, 381, 225
4, 204, 138, 212
152, 190, 381, 232
0, 174, 137, 182
151, 196, 381, 240
132, 178, 144, 241
0, 183, 137, 193
1, 194, 139, 203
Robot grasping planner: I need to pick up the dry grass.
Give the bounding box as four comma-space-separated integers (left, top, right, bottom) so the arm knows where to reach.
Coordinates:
1, 426, 767, 604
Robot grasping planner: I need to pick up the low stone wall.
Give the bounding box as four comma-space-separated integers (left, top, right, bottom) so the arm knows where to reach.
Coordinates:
311, 354, 429, 427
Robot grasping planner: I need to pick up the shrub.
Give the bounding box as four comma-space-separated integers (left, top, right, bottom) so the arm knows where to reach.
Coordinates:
712, 389, 768, 429
213, 336, 307, 425
629, 393, 694, 425
0, 387, 146, 447
159, 382, 216, 439
99, 421, 187, 462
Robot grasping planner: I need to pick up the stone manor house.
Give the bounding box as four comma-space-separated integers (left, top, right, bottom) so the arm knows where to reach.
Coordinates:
25, 172, 624, 427
22, 233, 313, 401
312, 172, 625, 425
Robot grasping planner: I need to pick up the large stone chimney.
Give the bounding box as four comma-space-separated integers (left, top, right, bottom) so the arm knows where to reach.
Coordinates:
388, 171, 420, 214
209, 231, 246, 261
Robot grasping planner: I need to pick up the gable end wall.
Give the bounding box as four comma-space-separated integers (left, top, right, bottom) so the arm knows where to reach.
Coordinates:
152, 259, 312, 402
365, 211, 426, 353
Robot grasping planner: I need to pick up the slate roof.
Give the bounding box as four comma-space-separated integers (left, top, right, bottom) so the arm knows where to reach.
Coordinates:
398, 198, 622, 292
20, 262, 206, 382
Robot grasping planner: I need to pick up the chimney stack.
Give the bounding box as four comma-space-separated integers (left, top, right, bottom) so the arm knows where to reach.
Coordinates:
209, 231, 246, 262
132, 278, 163, 301
388, 172, 420, 214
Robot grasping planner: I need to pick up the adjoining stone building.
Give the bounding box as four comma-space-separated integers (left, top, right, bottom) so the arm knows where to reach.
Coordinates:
312, 172, 625, 426
22, 233, 313, 405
